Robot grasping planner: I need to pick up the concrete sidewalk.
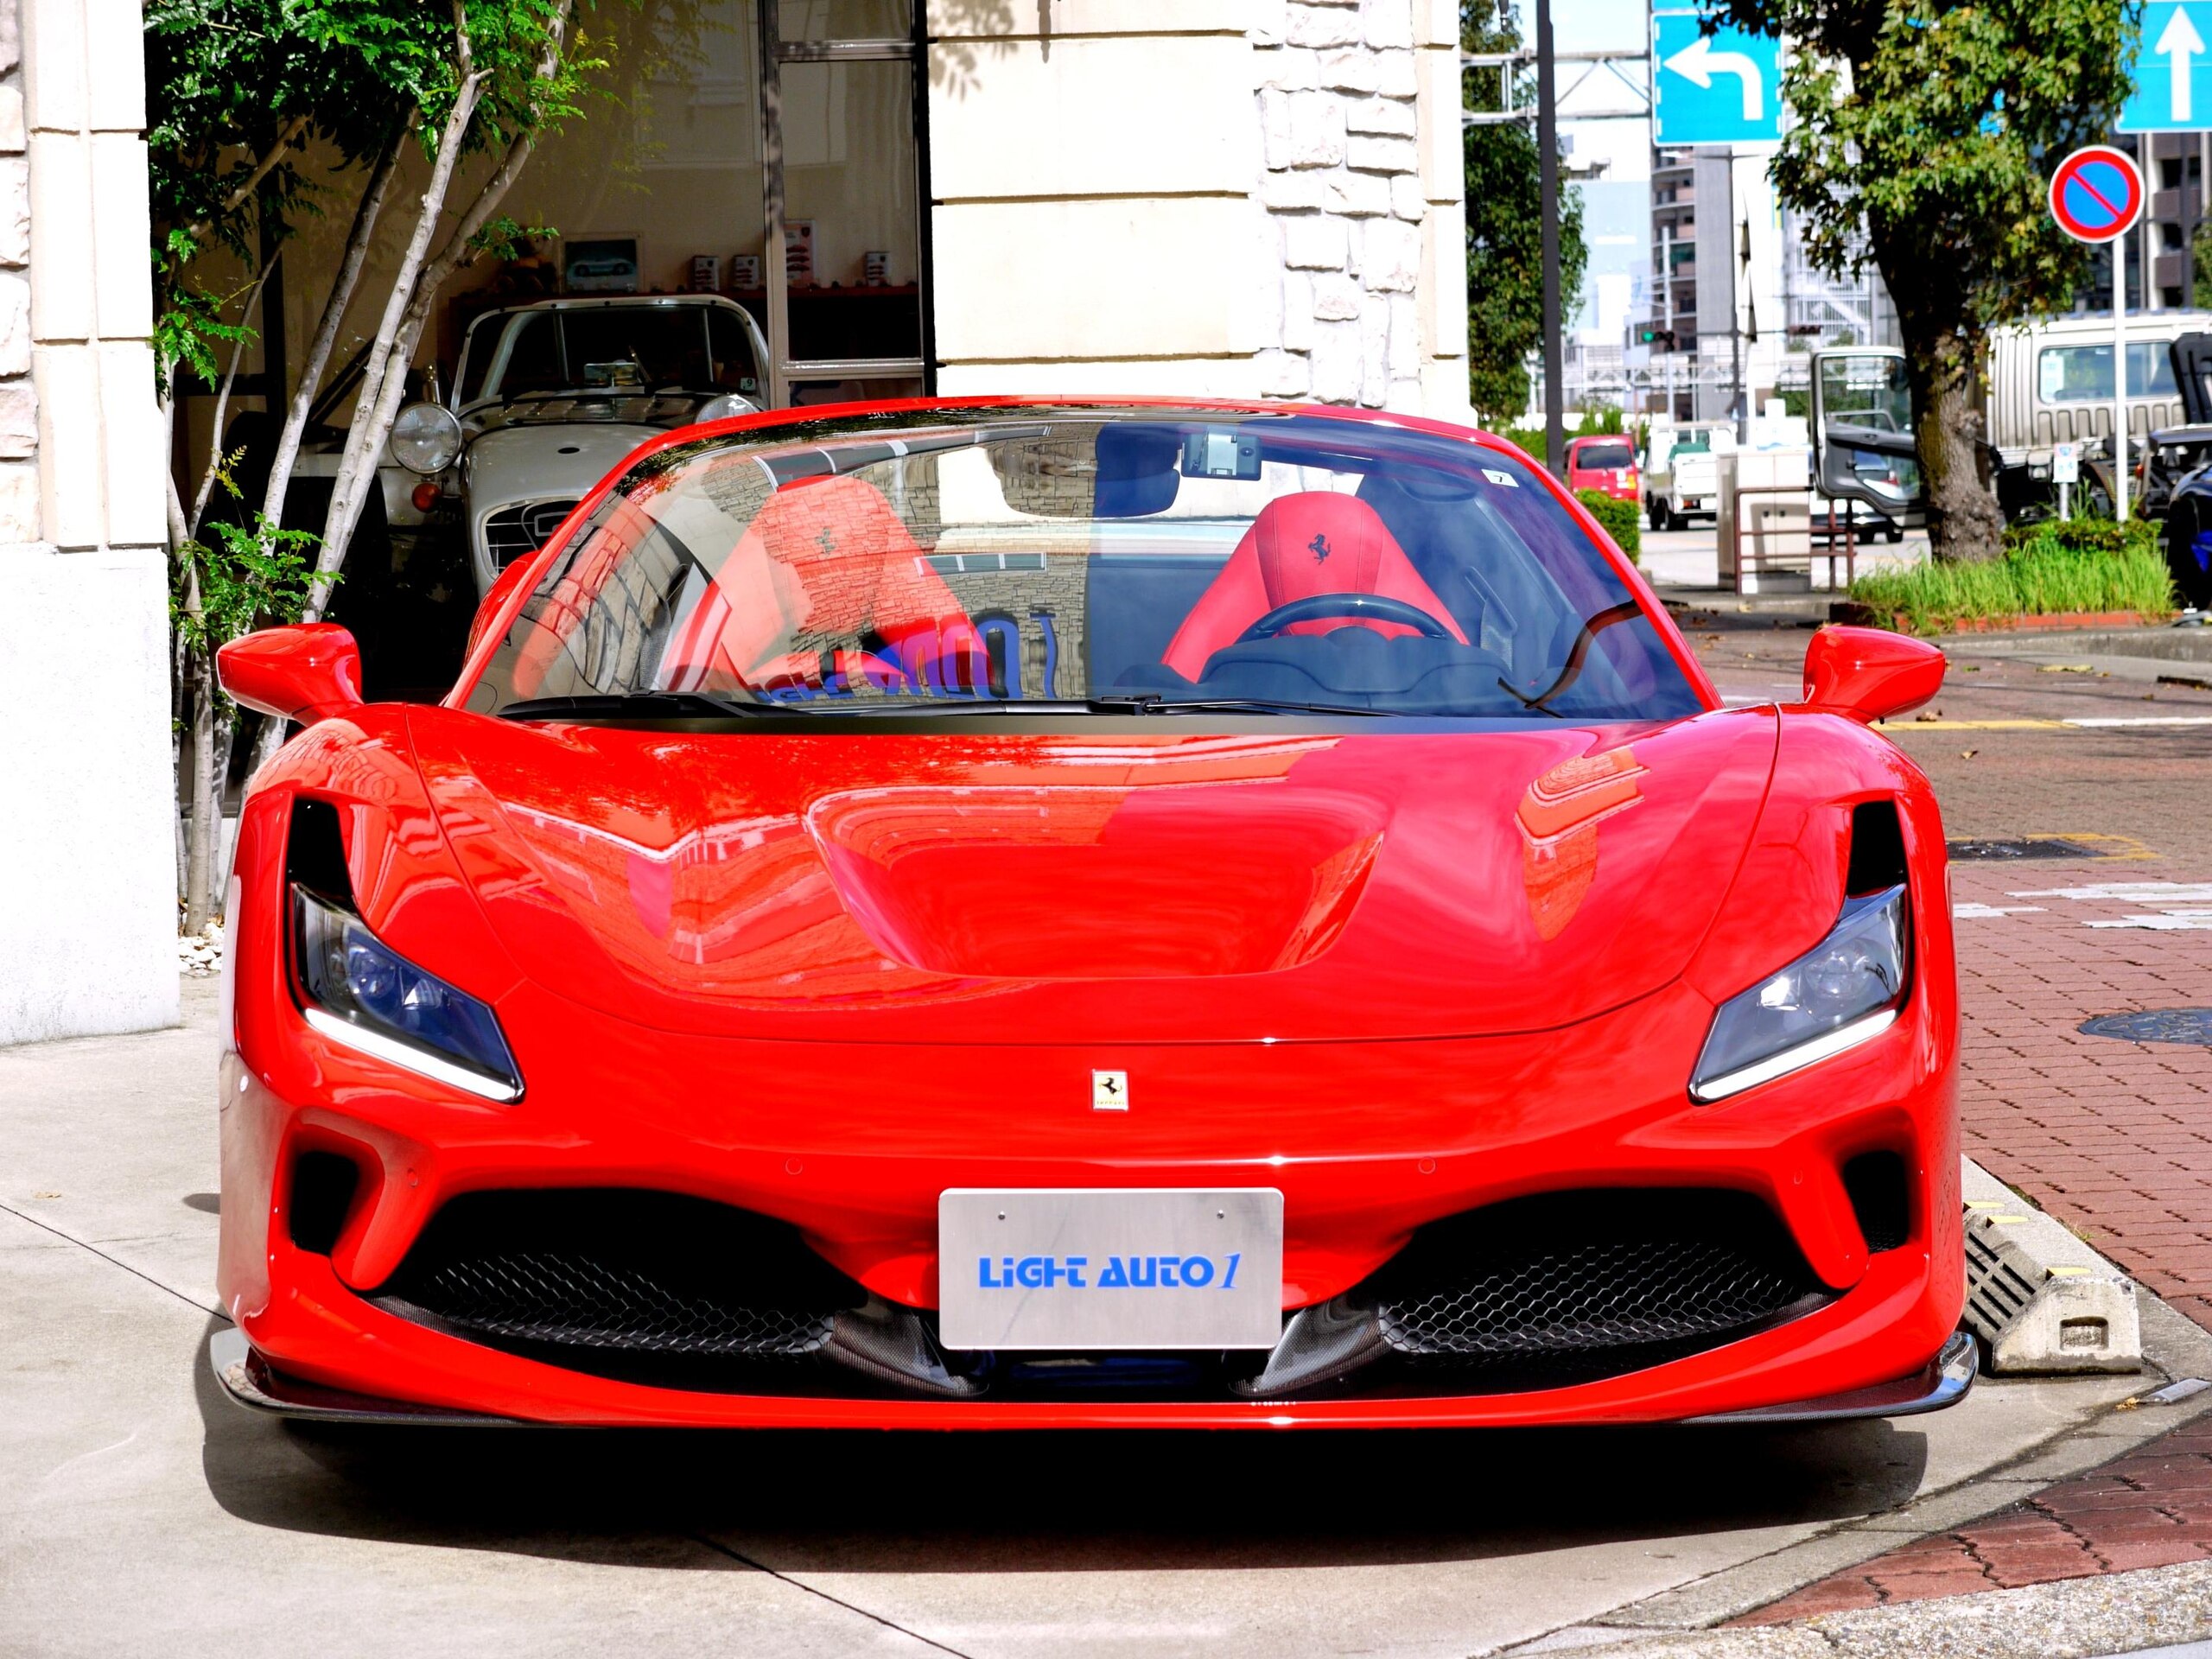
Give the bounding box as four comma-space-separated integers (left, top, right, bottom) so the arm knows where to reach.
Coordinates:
0, 980, 2202, 1659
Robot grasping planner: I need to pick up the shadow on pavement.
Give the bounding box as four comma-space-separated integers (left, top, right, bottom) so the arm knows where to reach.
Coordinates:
195, 1319, 1931, 1573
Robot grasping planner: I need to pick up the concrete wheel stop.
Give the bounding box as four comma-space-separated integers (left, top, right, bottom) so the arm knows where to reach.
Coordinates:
1963, 1159, 2141, 1374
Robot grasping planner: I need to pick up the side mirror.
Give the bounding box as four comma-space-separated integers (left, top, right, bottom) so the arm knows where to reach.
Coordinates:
467, 556, 537, 658
1799, 625, 1945, 723
216, 625, 365, 724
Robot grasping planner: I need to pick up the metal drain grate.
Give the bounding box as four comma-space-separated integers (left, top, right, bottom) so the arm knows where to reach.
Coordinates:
1948, 837, 2108, 861
2081, 1008, 2212, 1045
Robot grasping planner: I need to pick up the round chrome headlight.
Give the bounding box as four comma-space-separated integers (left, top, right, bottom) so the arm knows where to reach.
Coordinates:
390, 402, 464, 475
696, 392, 759, 425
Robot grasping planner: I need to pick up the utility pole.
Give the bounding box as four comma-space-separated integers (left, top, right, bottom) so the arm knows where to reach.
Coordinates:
1734, 195, 1751, 444
1537, 0, 1563, 477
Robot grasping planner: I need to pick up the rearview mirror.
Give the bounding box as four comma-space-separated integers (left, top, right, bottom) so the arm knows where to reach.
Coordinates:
1798, 626, 1945, 724
216, 625, 365, 724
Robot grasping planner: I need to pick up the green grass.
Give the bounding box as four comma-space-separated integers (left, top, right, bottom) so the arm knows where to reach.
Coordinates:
1847, 518, 2175, 634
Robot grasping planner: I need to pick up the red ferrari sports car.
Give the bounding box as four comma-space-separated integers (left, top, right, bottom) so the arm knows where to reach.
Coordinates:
209, 397, 1970, 1428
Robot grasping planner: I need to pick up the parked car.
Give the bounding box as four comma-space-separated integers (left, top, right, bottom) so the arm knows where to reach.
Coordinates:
1565, 434, 1638, 504
385, 294, 771, 597
210, 398, 1969, 1430
1642, 422, 1733, 530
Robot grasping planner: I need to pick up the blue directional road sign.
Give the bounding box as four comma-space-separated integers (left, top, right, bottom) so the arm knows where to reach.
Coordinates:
1652, 12, 1783, 145
2121, 2, 2212, 132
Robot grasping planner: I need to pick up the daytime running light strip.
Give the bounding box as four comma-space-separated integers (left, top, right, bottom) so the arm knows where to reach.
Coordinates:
1690, 1007, 1899, 1104
303, 1007, 521, 1103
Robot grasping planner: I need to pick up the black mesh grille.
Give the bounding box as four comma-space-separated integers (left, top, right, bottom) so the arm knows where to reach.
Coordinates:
371, 1190, 865, 1379
1368, 1189, 1825, 1385
400, 1249, 835, 1357
482, 499, 579, 569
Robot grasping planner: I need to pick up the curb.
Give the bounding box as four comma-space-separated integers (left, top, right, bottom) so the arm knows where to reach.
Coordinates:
1503, 1560, 2212, 1658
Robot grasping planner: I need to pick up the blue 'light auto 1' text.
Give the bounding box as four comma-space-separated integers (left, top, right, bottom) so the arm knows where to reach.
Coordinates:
977, 1253, 1243, 1290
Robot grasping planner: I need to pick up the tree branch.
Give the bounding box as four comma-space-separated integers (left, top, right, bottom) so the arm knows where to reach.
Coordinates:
179, 114, 308, 251
188, 248, 279, 539
257, 115, 412, 543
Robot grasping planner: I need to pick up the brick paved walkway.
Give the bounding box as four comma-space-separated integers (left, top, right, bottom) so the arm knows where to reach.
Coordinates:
1734, 1413, 2212, 1621
1687, 620, 2212, 1619
1691, 624, 2212, 1324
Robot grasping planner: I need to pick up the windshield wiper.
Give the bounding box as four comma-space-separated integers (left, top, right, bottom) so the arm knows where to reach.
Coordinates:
497, 691, 775, 721
1084, 694, 1387, 717
695, 694, 1389, 718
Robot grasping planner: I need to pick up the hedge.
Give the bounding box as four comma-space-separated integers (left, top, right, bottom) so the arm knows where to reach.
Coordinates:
1575, 487, 1642, 562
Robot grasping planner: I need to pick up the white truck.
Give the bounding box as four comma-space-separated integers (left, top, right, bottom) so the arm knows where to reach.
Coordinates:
1640, 422, 1734, 531
1808, 310, 2212, 526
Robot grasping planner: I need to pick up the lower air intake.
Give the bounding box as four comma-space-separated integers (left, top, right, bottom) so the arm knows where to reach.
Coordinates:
1370, 1189, 1825, 1383
371, 1189, 865, 1373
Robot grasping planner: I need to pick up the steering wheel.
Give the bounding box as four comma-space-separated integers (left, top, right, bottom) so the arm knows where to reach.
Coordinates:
1236, 592, 1454, 644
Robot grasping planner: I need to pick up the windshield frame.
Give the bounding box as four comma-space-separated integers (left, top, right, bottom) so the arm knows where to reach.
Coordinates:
447, 397, 1716, 723
453, 298, 763, 413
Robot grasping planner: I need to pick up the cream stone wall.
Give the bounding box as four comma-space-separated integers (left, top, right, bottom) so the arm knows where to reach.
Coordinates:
925, 0, 1470, 421
0, 0, 178, 1045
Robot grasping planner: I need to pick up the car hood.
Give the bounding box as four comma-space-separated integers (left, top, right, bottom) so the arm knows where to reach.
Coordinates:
405, 706, 1779, 1044
463, 420, 671, 513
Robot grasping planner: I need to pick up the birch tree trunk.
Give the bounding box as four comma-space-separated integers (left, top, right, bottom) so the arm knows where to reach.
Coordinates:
307, 9, 485, 617
164, 401, 189, 910
259, 123, 410, 554
180, 557, 221, 934
188, 251, 276, 538
308, 0, 575, 610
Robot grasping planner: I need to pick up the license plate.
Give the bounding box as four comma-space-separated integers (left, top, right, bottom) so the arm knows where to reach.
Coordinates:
938, 1188, 1283, 1351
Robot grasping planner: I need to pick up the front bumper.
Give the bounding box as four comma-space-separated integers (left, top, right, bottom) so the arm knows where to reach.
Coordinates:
219, 960, 1965, 1427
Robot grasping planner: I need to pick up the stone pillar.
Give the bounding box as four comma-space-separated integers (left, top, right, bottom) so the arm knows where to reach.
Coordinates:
924, 0, 1470, 422
0, 0, 177, 1045
926, 1, 1268, 398
1249, 0, 1468, 419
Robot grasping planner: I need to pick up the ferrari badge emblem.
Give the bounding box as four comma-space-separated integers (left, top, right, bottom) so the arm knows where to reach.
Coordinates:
1091, 1070, 1129, 1111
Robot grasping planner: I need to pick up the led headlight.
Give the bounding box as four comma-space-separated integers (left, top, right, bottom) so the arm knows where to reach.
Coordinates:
291, 885, 521, 1101
1690, 885, 1910, 1103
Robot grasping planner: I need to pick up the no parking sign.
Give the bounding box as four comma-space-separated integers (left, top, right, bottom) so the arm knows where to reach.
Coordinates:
2048, 146, 2144, 243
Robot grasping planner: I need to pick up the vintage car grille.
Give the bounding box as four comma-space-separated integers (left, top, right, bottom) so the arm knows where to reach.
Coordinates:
371, 1190, 864, 1374
1369, 1188, 1826, 1383
481, 499, 579, 569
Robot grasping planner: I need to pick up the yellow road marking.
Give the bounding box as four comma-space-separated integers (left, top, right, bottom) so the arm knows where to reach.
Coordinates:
1888, 719, 2064, 729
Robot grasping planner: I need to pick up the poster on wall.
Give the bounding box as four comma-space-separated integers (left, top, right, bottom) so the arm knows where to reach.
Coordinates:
565, 238, 639, 294
785, 220, 815, 288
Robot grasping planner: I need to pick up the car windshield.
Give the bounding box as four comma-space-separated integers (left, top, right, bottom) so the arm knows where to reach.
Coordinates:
465, 408, 1701, 722
460, 306, 760, 404
1574, 441, 1633, 469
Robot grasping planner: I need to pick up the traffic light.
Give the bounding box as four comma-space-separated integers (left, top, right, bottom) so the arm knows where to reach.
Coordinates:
1638, 326, 1678, 351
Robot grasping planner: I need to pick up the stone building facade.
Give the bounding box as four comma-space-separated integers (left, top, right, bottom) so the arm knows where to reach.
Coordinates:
0, 0, 1470, 1046
0, 0, 176, 1045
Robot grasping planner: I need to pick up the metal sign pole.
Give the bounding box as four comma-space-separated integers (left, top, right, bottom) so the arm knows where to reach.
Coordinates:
1538, 0, 1564, 477
2116, 221, 2131, 521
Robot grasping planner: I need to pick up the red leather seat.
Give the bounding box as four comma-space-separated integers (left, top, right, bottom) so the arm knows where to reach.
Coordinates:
1161, 492, 1466, 682
663, 473, 985, 694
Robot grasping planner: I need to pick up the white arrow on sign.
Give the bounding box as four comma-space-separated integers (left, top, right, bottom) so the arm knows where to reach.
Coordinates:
2158, 4, 2206, 123
1663, 33, 1765, 121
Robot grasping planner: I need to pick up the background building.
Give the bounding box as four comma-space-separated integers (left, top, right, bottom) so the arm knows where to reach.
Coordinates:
0, 0, 1476, 1046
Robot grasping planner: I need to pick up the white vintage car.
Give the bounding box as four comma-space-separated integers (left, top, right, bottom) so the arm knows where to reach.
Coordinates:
387, 294, 770, 597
